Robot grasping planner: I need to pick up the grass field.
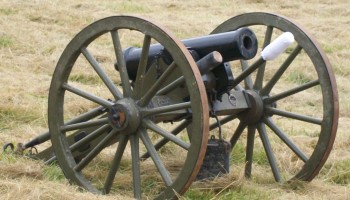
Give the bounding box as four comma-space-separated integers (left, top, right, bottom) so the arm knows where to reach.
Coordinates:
0, 0, 350, 199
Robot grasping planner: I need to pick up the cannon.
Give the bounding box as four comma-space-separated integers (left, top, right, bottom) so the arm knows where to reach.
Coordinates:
4, 12, 338, 199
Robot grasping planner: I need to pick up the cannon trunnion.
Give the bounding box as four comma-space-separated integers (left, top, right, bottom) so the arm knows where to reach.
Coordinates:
7, 12, 338, 199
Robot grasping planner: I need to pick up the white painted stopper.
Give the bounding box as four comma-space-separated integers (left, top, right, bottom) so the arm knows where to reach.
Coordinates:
261, 32, 295, 61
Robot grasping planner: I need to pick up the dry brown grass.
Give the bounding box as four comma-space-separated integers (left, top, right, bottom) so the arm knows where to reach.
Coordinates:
1, 0, 350, 199
0, 154, 132, 200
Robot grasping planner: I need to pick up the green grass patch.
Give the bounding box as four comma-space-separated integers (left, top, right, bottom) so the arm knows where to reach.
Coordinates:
0, 35, 13, 48
321, 44, 347, 54
103, 2, 151, 13
285, 71, 312, 85
120, 2, 149, 12
184, 186, 270, 200
131, 42, 142, 48
42, 164, 66, 182
216, 187, 270, 200
230, 142, 246, 164
0, 8, 17, 15
231, 142, 269, 166
28, 15, 58, 24
69, 74, 103, 85
332, 63, 350, 77
43, 45, 57, 56
253, 148, 269, 166
141, 177, 166, 197
182, 189, 215, 199
285, 45, 296, 54
323, 159, 350, 185
0, 153, 18, 164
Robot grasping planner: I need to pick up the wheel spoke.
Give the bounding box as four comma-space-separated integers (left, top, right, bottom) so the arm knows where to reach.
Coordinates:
60, 118, 109, 132
265, 107, 322, 125
81, 47, 123, 100
263, 117, 308, 162
134, 35, 152, 99
62, 83, 114, 108
229, 120, 247, 148
264, 80, 319, 104
263, 26, 274, 47
111, 30, 132, 97
142, 102, 191, 117
138, 61, 177, 106
143, 120, 190, 150
260, 45, 302, 96
257, 122, 281, 182
245, 125, 256, 178
130, 133, 141, 199
232, 58, 265, 88
74, 129, 119, 172
70, 124, 112, 152
240, 60, 253, 89
253, 26, 273, 90
209, 115, 236, 130
45, 124, 112, 164
207, 11, 338, 185
157, 76, 185, 95
139, 128, 173, 187
104, 135, 129, 194
33, 106, 106, 149
49, 15, 211, 198
141, 119, 191, 160
64, 106, 106, 126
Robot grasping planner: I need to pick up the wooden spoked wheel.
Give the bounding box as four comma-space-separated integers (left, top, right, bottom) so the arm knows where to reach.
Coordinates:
210, 12, 338, 182
48, 16, 209, 199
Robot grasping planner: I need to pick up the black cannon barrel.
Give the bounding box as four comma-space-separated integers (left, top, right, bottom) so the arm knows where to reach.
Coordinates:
182, 27, 257, 61
122, 27, 258, 80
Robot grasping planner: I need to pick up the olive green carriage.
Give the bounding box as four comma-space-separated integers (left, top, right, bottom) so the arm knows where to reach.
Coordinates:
5, 12, 338, 199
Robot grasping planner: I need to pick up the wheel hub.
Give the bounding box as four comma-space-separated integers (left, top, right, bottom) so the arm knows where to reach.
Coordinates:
239, 90, 264, 124
108, 99, 141, 134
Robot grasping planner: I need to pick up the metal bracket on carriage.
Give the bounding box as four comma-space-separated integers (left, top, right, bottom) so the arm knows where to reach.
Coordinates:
210, 32, 295, 117
197, 32, 296, 180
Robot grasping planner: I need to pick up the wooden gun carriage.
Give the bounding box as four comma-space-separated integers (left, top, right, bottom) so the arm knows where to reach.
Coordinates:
4, 12, 338, 199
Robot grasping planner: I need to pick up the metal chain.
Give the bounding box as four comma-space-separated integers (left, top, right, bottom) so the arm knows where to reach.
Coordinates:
210, 110, 222, 141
